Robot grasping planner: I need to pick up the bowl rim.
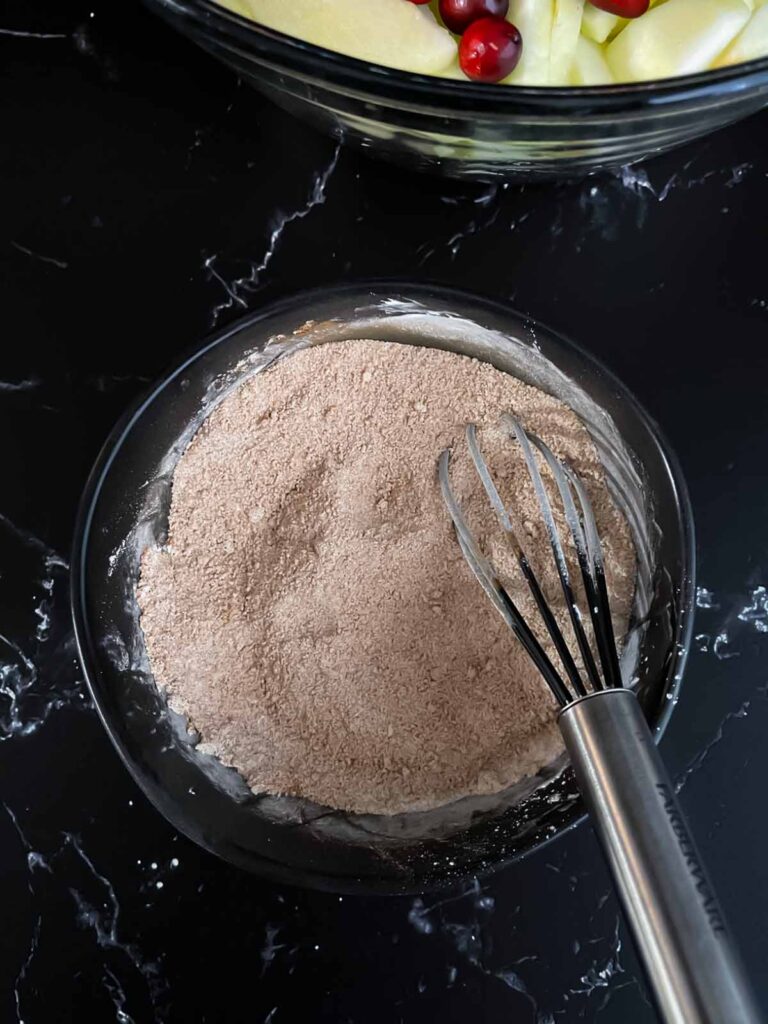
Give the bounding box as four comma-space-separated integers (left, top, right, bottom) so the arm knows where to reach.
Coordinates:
70, 280, 696, 887
148, 0, 768, 112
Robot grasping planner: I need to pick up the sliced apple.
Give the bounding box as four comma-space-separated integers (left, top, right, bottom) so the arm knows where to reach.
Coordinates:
217, 0, 252, 16
550, 0, 585, 83
607, 0, 751, 81
716, 0, 768, 64
504, 0, 555, 85
235, 0, 456, 76
581, 5, 621, 44
441, 58, 468, 80
569, 34, 615, 83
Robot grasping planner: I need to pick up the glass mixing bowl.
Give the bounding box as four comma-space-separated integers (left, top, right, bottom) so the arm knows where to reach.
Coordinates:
71, 283, 694, 894
144, 0, 768, 179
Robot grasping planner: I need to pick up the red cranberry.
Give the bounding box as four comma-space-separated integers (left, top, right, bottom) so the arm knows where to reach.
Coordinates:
587, 0, 649, 17
459, 16, 522, 83
439, 0, 509, 35
406, 0, 432, 4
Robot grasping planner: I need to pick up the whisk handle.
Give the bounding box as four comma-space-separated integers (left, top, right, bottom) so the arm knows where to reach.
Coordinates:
559, 688, 760, 1024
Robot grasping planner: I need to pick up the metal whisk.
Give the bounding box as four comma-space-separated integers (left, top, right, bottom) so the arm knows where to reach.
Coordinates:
439, 415, 760, 1024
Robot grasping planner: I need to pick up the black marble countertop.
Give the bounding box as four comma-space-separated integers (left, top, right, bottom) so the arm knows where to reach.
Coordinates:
3, 2, 768, 1021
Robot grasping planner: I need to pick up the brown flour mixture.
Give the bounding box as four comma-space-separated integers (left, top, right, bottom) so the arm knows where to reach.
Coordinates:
138, 339, 636, 815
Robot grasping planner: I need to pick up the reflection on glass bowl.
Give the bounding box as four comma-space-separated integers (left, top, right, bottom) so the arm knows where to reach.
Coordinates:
72, 283, 694, 894
144, 0, 768, 179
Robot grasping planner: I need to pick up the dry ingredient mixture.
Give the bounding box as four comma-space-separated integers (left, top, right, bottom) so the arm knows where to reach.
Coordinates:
138, 339, 636, 815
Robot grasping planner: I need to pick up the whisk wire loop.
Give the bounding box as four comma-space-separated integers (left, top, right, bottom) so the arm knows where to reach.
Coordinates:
522, 433, 607, 693
438, 449, 573, 708
466, 424, 588, 700
440, 417, 623, 708
562, 463, 623, 691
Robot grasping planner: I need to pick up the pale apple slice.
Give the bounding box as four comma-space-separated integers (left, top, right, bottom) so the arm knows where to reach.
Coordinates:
582, 0, 692, 46
442, 59, 468, 80
504, 0, 555, 85
581, 6, 621, 44
550, 0, 585, 83
607, 0, 751, 82
233, 0, 456, 76
217, 0, 252, 16
716, 0, 768, 64
569, 34, 615, 84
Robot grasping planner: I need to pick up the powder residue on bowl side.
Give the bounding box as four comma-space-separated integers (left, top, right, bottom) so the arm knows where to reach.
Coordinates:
137, 339, 636, 815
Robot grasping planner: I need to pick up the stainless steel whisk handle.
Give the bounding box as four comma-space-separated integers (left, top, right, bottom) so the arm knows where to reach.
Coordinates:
559, 688, 761, 1024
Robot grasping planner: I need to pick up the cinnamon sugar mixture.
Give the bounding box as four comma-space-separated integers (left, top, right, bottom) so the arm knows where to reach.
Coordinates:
138, 340, 635, 815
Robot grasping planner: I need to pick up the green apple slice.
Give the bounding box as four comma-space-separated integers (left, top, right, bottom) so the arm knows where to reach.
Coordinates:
607, 0, 752, 82
232, 0, 456, 75
217, 0, 252, 16
716, 0, 768, 64
550, 0, 585, 84
569, 34, 615, 84
504, 0, 555, 85
581, 6, 621, 44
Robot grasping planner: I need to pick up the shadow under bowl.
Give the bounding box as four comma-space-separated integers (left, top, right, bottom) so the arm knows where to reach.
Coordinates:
71, 282, 695, 894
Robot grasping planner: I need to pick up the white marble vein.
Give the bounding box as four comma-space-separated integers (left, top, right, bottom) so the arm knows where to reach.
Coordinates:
202, 254, 248, 315
616, 165, 677, 203
14, 918, 41, 1024
185, 81, 240, 171
0, 27, 68, 39
0, 512, 67, 562
725, 162, 753, 188
260, 924, 287, 976
4, 802, 51, 1024
10, 241, 69, 270
30, 829, 167, 1020
568, 918, 624, 998
0, 513, 87, 744
579, 156, 759, 241
0, 594, 83, 739
103, 967, 135, 1024
67, 832, 131, 950
0, 378, 40, 393
407, 874, 636, 1019
675, 700, 752, 793
407, 880, 550, 1013
417, 184, 504, 265
5, 793, 170, 1020
204, 141, 342, 326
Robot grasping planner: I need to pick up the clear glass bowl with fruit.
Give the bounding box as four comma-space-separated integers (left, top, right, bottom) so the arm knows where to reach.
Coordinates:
145, 0, 768, 178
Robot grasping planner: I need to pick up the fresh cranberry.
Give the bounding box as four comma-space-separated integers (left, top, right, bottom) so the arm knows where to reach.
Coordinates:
406, 0, 432, 4
439, 0, 509, 35
587, 0, 649, 17
459, 16, 522, 83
